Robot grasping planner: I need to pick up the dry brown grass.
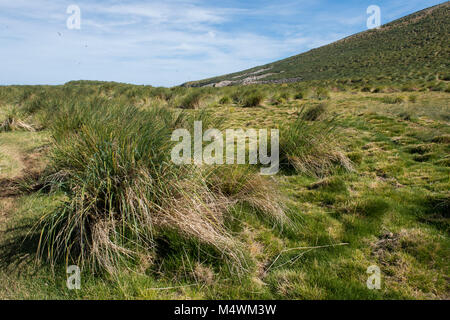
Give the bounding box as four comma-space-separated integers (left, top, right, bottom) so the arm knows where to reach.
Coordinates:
206, 165, 288, 225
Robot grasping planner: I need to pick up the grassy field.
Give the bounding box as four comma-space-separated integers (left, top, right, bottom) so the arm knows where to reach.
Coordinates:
0, 82, 449, 299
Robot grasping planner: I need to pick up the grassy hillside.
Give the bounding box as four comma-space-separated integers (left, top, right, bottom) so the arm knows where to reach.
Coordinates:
0, 1, 448, 302
184, 2, 450, 87
0, 80, 449, 299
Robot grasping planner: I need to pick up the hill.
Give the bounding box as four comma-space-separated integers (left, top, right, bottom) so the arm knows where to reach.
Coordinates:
183, 2, 450, 87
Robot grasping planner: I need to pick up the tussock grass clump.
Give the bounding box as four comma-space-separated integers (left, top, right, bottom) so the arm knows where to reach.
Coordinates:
431, 134, 450, 144
372, 86, 385, 93
302, 103, 327, 121
230, 90, 245, 105
272, 91, 292, 104
346, 152, 363, 165
439, 73, 450, 81
279, 109, 353, 177
404, 144, 433, 155
36, 102, 285, 275
310, 87, 330, 100
408, 95, 417, 103
229, 87, 266, 107
37, 103, 234, 271
398, 111, 413, 121
179, 91, 204, 109
242, 91, 266, 108
428, 82, 446, 92
219, 95, 232, 105
294, 92, 305, 99
23, 91, 51, 114
37, 104, 183, 272
206, 165, 287, 225
381, 96, 404, 104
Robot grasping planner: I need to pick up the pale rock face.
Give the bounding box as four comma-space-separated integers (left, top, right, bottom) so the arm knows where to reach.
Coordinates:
213, 80, 235, 87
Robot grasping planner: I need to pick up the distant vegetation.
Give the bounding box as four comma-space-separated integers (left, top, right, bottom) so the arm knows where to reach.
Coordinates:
185, 2, 450, 88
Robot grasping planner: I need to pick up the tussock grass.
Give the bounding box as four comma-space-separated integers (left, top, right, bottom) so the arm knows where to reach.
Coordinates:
302, 103, 327, 121
34, 100, 285, 275
431, 134, 450, 144
180, 91, 205, 109
0, 81, 449, 299
242, 91, 266, 108
381, 96, 405, 104
408, 95, 418, 103
219, 95, 232, 105
206, 165, 287, 225
37, 103, 233, 272
228, 88, 266, 108
272, 90, 292, 104
279, 108, 353, 177
398, 111, 414, 121
310, 87, 330, 100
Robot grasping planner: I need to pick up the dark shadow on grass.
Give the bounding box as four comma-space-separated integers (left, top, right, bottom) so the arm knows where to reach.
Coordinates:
0, 223, 41, 274
419, 194, 450, 233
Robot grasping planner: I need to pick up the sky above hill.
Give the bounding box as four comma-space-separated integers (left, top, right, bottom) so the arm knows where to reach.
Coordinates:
0, 0, 446, 86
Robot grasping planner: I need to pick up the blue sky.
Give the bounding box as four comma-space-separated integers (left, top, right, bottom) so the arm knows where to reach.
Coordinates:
0, 0, 446, 86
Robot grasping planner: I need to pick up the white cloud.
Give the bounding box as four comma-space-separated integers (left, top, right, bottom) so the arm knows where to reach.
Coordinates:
0, 0, 370, 86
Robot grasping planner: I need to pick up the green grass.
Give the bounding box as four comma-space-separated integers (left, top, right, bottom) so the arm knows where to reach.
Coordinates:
279, 108, 353, 177
0, 82, 448, 300
242, 91, 266, 108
